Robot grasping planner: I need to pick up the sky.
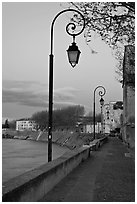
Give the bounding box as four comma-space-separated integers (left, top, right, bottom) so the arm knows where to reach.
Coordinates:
2, 2, 123, 120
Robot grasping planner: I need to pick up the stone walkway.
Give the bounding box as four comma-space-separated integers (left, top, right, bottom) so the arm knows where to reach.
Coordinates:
40, 137, 135, 202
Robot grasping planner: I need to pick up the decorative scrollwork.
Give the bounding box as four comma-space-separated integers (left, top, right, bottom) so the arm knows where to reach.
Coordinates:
50, 9, 85, 54
66, 22, 76, 36
65, 11, 85, 37
94, 85, 106, 101
99, 89, 106, 97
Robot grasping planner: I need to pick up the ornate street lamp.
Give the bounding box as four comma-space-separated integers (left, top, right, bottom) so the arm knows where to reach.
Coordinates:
48, 9, 85, 162
67, 38, 81, 67
104, 104, 110, 133
100, 97, 104, 107
93, 86, 106, 140
100, 97, 105, 134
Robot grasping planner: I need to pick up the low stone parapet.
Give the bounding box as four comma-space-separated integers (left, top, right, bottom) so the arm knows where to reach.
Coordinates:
85, 136, 108, 151
2, 136, 108, 202
2, 146, 90, 202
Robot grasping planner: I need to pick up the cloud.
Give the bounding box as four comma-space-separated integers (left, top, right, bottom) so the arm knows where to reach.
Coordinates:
2, 80, 48, 107
2, 80, 80, 109
54, 87, 79, 101
53, 101, 79, 109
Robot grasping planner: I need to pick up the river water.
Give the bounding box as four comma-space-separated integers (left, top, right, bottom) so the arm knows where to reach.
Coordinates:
2, 139, 68, 183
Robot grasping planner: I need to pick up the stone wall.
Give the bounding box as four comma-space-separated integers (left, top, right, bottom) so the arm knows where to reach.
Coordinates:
2, 146, 91, 202
122, 45, 135, 148
2, 137, 108, 202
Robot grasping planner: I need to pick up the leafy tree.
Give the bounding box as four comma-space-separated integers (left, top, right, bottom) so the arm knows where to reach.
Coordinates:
69, 2, 135, 47
2, 119, 9, 129
67, 2, 135, 82
53, 105, 85, 127
5, 119, 9, 128
31, 111, 48, 130
96, 113, 101, 122
8, 120, 16, 129
86, 111, 101, 122
31, 105, 85, 130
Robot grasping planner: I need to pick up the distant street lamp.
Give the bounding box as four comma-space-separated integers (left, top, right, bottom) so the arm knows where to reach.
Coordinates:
103, 103, 110, 134
100, 97, 104, 134
93, 86, 106, 140
48, 9, 85, 162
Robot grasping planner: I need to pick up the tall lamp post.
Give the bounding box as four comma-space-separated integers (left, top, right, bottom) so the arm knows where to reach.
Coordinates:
103, 103, 110, 134
100, 97, 104, 134
48, 9, 85, 162
93, 86, 106, 140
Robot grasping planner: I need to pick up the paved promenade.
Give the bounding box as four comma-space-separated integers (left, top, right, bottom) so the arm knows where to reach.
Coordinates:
40, 137, 135, 202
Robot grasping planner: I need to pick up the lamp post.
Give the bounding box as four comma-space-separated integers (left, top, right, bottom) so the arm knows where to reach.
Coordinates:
48, 9, 85, 162
100, 97, 104, 134
103, 103, 110, 134
93, 86, 106, 140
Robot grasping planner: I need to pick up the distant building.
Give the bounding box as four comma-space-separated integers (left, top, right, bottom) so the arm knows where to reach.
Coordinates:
76, 116, 101, 134
102, 103, 111, 133
16, 119, 37, 131
103, 101, 123, 133
77, 122, 102, 134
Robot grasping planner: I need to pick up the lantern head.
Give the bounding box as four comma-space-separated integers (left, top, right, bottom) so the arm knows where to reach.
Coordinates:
100, 97, 104, 106
67, 42, 81, 68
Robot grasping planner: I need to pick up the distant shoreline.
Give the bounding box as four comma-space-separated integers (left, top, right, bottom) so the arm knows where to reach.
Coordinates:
2, 129, 96, 150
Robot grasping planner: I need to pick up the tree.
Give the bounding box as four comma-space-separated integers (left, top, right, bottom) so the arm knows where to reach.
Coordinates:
2, 119, 9, 129
86, 111, 101, 122
31, 111, 48, 130
96, 113, 101, 122
31, 105, 85, 130
8, 120, 16, 129
67, 2, 135, 81
53, 105, 85, 127
69, 2, 135, 47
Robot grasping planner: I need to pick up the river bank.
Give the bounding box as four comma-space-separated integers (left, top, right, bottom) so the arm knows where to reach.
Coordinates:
2, 129, 99, 150
2, 138, 68, 183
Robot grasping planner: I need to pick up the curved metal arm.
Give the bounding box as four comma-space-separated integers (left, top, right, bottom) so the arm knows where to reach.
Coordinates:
48, 9, 85, 162
93, 85, 106, 140
94, 85, 106, 101
50, 9, 85, 54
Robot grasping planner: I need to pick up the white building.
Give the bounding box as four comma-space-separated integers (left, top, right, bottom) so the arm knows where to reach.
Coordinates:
103, 101, 123, 133
16, 119, 36, 131
77, 122, 101, 134
102, 103, 111, 133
